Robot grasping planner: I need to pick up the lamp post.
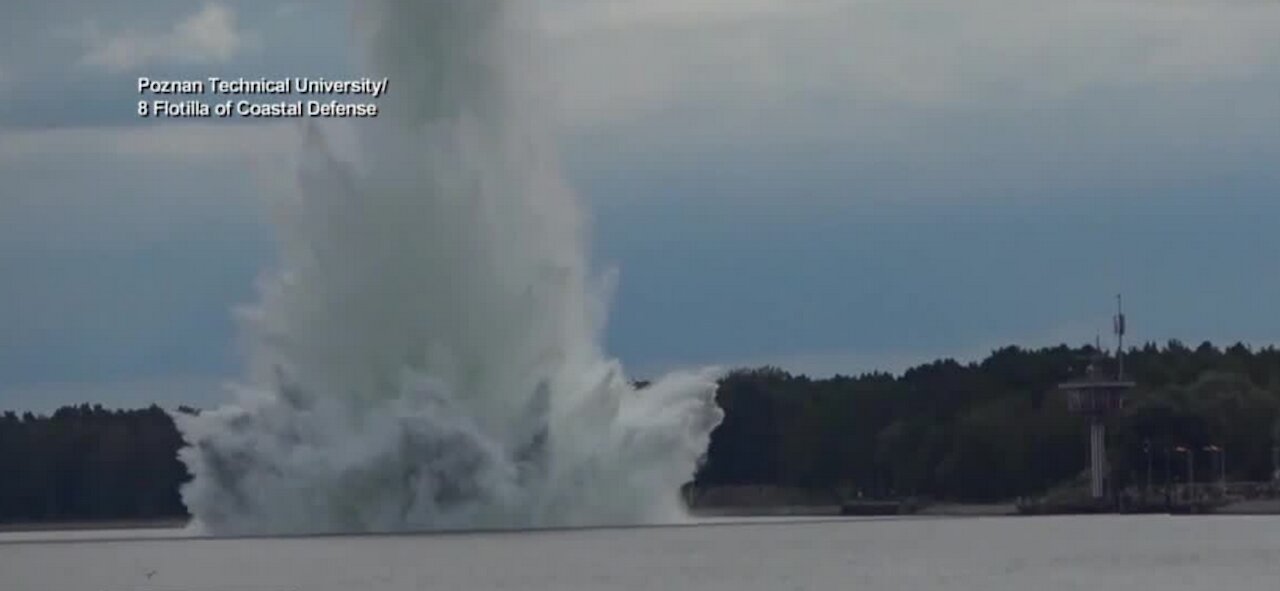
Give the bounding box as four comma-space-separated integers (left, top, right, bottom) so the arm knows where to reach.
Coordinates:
1204, 445, 1225, 495
1143, 439, 1153, 498
1271, 421, 1280, 495
1273, 443, 1279, 485
1174, 446, 1193, 503
1165, 445, 1173, 506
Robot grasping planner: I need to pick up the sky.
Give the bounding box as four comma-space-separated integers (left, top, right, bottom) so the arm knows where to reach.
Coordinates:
2, 0, 1280, 411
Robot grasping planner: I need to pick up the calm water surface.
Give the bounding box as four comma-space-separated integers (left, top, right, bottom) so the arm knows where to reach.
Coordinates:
3, 515, 1279, 590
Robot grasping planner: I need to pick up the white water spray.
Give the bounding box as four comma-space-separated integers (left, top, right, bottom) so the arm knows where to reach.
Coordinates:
176, 0, 723, 535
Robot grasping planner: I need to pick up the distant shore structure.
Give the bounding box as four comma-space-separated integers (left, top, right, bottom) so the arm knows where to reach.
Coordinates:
1059, 295, 1135, 499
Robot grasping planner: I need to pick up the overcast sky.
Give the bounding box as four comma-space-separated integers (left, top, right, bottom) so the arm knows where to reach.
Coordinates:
3, 0, 1280, 411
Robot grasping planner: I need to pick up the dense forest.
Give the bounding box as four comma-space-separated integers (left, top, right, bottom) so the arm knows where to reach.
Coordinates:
4, 341, 1280, 523
0, 405, 189, 523
699, 341, 1280, 501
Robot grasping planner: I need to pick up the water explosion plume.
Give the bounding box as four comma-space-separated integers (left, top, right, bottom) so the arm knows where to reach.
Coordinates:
176, 0, 723, 535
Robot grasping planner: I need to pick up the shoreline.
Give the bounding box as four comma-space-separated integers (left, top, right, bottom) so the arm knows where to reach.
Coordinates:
0, 518, 188, 534
697, 498, 1280, 518
5, 500, 1280, 535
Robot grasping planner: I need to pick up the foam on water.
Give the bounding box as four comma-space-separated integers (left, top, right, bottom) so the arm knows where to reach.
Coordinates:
175, 0, 723, 536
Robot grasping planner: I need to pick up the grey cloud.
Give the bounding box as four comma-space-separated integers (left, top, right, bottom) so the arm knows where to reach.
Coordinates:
543, 0, 1280, 142
0, 0, 350, 129
75, 3, 248, 72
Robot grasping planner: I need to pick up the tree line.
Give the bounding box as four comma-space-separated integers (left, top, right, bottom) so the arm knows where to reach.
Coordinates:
4, 341, 1280, 523
696, 341, 1280, 501
0, 405, 190, 523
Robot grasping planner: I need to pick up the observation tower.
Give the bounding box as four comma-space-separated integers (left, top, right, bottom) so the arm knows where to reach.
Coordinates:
1059, 296, 1135, 500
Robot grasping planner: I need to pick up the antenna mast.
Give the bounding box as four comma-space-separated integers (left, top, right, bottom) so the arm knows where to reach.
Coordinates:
1114, 294, 1126, 379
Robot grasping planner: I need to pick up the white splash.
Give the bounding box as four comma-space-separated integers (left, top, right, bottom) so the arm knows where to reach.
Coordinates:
175, 0, 723, 535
